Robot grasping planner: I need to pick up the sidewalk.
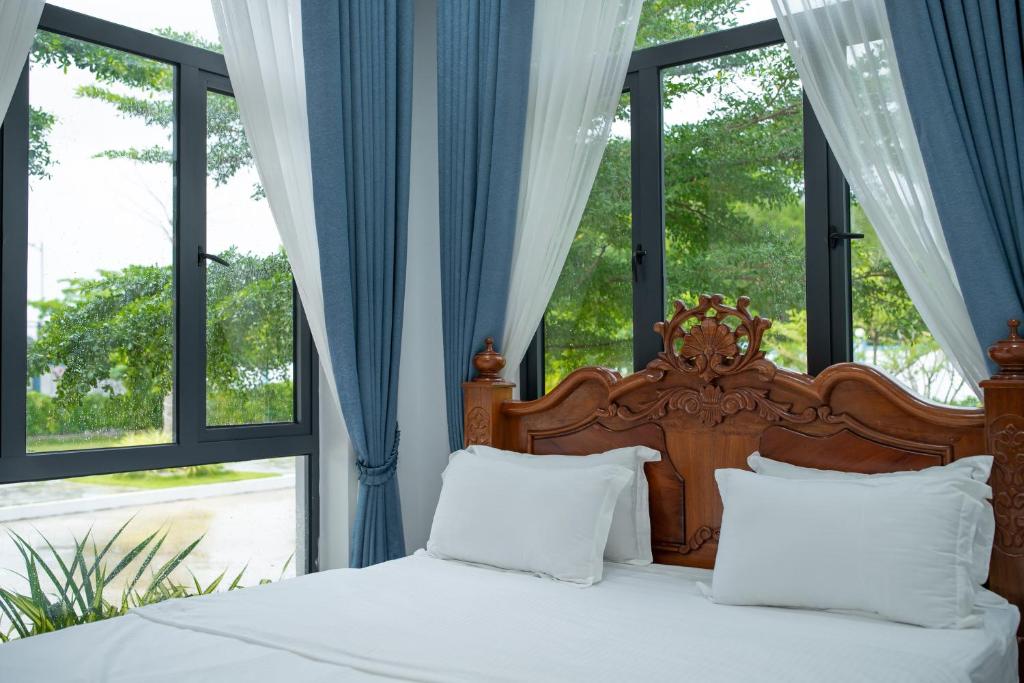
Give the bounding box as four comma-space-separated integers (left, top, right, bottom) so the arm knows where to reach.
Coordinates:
0, 474, 294, 523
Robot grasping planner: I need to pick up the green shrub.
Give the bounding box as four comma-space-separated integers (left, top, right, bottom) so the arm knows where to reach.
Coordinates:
206, 381, 294, 426
26, 391, 161, 438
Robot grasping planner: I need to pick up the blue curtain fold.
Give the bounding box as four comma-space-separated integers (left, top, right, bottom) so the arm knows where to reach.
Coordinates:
437, 0, 535, 451
302, 0, 413, 567
886, 0, 1024, 356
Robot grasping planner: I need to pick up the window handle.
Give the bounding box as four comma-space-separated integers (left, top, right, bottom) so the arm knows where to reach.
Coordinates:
632, 243, 648, 282
828, 229, 864, 248
198, 248, 231, 268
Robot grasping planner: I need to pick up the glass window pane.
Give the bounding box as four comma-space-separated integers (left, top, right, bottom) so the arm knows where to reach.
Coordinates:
544, 92, 633, 392
205, 90, 295, 426
27, 32, 175, 452
851, 197, 978, 405
636, 0, 776, 50
48, 1, 222, 51
0, 457, 302, 639
662, 44, 807, 371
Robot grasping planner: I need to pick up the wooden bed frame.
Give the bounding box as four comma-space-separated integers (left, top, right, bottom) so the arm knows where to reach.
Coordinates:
464, 294, 1024, 666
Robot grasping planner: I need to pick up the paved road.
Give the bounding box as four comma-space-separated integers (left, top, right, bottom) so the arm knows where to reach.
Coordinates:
0, 487, 299, 600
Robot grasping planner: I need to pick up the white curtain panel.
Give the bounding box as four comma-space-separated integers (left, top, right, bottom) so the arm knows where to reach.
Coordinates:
211, 0, 340, 411
0, 0, 45, 123
772, 0, 988, 397
500, 0, 644, 380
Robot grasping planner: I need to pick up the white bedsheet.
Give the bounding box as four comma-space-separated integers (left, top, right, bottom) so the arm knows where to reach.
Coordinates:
1, 552, 1018, 683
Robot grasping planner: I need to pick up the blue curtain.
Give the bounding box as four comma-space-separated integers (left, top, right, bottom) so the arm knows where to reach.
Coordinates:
437, 0, 535, 451
302, 0, 413, 567
887, 0, 1024, 355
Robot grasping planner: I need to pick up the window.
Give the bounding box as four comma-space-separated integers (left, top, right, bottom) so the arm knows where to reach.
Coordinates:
661, 44, 807, 372
545, 93, 633, 392
1, 5, 318, 635
26, 34, 176, 452
850, 197, 977, 406
204, 89, 296, 427
532, 3, 963, 404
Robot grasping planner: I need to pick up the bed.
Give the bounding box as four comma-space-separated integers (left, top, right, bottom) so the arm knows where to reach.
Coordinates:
3, 294, 1024, 682
2, 552, 1018, 682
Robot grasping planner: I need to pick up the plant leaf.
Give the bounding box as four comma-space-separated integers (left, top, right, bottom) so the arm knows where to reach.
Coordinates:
142, 536, 203, 601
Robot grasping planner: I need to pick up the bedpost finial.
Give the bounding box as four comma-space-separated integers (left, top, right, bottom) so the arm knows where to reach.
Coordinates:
472, 337, 506, 383
988, 318, 1024, 378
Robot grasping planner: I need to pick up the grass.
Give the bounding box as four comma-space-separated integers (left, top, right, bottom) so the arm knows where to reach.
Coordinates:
22, 430, 282, 492
73, 469, 275, 490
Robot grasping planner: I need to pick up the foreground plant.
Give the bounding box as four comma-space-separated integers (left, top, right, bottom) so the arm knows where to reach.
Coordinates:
0, 520, 290, 642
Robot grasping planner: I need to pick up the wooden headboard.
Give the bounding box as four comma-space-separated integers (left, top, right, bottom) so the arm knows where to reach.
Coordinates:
464, 295, 1024, 646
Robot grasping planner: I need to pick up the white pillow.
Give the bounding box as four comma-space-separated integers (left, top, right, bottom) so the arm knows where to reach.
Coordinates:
747, 452, 992, 483
747, 452, 995, 584
711, 468, 990, 628
427, 451, 634, 585
466, 444, 661, 564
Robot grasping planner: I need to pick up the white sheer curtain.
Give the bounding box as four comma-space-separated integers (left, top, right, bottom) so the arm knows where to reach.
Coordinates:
211, 0, 339, 410
500, 0, 644, 380
772, 0, 988, 397
0, 0, 45, 123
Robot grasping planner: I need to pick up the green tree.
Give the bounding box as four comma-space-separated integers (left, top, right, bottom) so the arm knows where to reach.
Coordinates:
28, 249, 294, 436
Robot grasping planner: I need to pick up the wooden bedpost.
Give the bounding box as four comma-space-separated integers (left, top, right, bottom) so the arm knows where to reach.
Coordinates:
462, 337, 514, 448
982, 319, 1024, 663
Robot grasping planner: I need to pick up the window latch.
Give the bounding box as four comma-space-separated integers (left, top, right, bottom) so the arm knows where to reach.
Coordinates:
198, 248, 231, 268
632, 243, 648, 282
828, 229, 864, 248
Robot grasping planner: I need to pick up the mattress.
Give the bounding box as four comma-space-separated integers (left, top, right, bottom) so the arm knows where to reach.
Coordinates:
1, 552, 1018, 682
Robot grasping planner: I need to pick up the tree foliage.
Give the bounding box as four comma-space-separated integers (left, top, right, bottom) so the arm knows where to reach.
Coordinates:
28, 249, 294, 434
29, 29, 257, 193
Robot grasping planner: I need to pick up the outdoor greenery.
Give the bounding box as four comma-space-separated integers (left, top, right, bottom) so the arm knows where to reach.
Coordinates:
76, 465, 274, 491
25, 30, 293, 449
0, 521, 290, 641
544, 0, 971, 404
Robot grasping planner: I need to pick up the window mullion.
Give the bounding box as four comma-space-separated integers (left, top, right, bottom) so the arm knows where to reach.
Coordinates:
630, 67, 665, 371
176, 65, 206, 448
827, 151, 852, 364
804, 95, 834, 374
804, 94, 853, 374
0, 66, 30, 463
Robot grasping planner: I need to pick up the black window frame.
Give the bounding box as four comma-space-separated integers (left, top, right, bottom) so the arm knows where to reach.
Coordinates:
522, 18, 856, 398
0, 5, 319, 572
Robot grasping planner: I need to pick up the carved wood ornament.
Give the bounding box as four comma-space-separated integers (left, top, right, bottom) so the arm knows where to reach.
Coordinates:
465, 295, 1024, 671
609, 295, 814, 427
653, 294, 774, 381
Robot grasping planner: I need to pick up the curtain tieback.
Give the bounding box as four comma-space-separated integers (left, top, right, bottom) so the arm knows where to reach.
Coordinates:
356, 427, 400, 486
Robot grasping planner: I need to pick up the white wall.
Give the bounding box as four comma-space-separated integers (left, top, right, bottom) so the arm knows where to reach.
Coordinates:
397, 0, 449, 554
318, 0, 449, 566
318, 367, 357, 570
